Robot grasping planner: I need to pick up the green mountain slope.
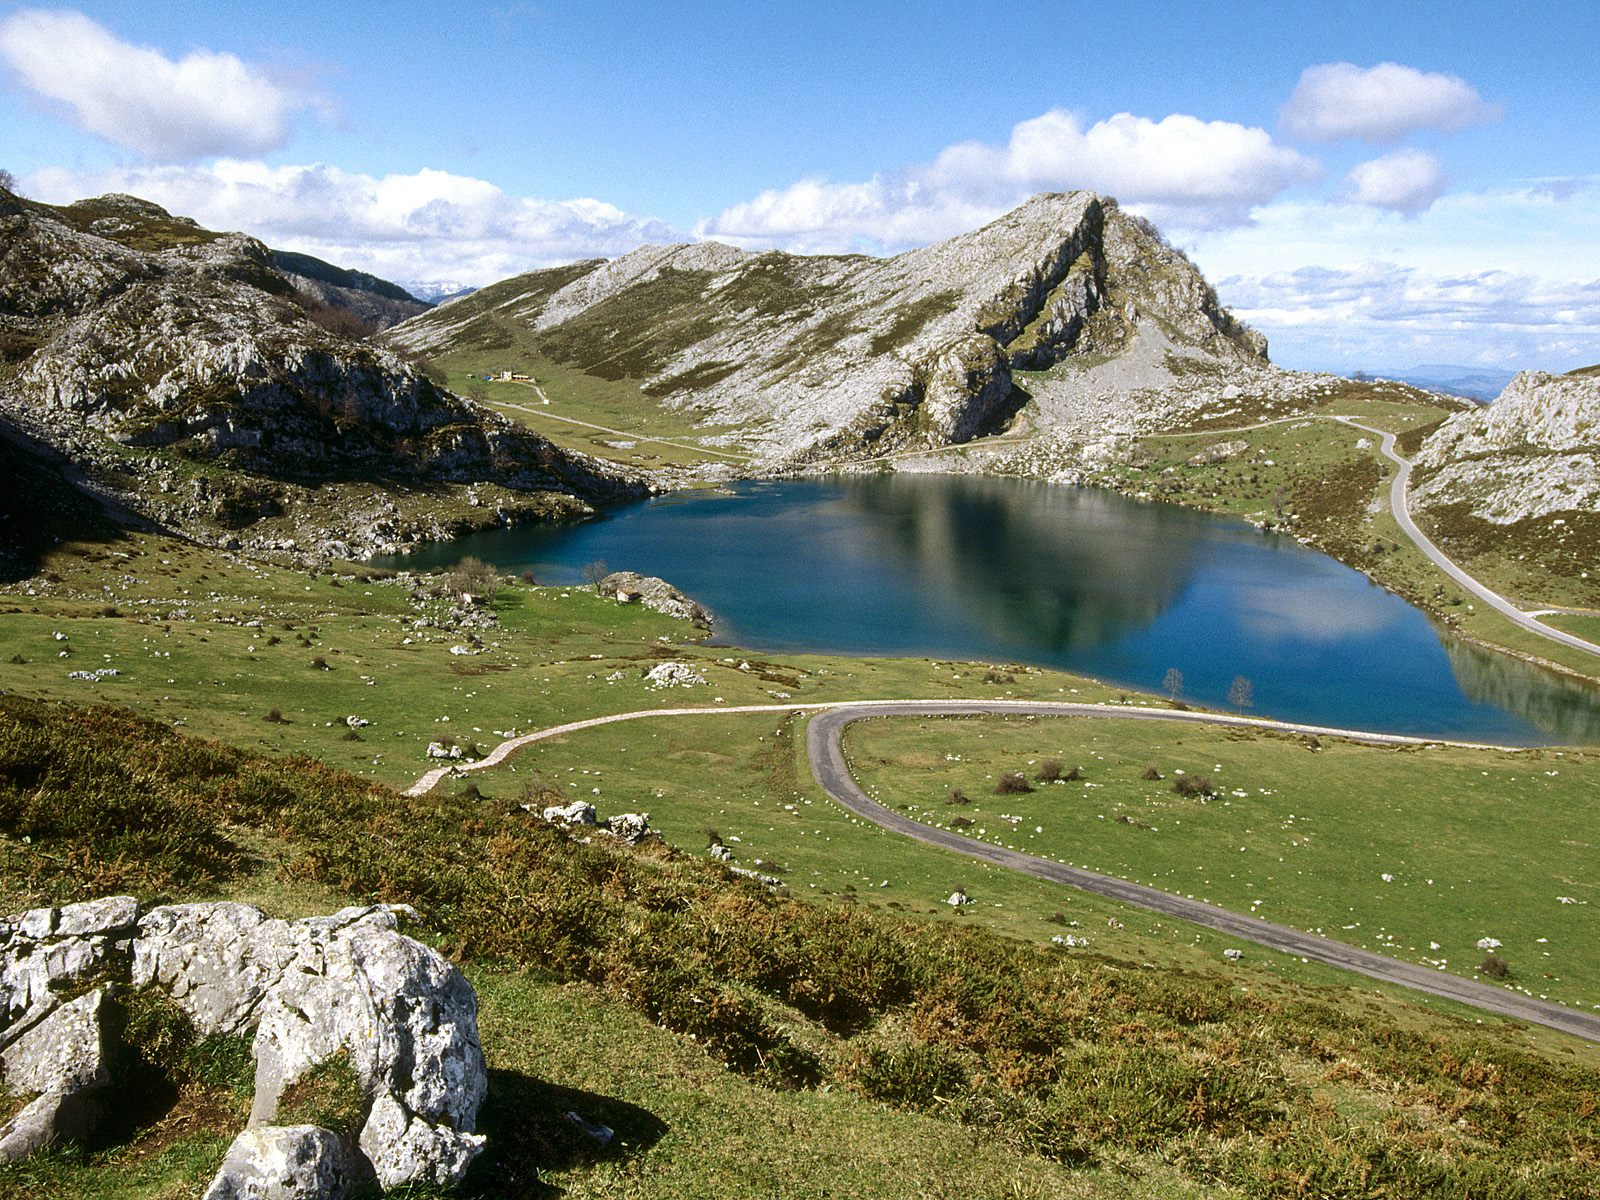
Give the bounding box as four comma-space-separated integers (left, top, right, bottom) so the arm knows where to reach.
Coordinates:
387, 193, 1281, 461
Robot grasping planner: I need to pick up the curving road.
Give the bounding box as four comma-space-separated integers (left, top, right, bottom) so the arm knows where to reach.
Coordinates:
406, 697, 1600, 1042
1334, 417, 1600, 659
805, 701, 1600, 1044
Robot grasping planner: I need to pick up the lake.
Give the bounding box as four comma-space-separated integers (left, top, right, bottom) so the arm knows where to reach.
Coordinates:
377, 475, 1600, 744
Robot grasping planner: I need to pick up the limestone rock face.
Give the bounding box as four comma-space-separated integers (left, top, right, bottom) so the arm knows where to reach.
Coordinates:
202, 1125, 362, 1200
0, 987, 112, 1162
2, 896, 137, 1041
386, 191, 1270, 462
0, 184, 645, 558
918, 334, 1013, 443
245, 908, 487, 1187
1413, 368, 1600, 523
0, 897, 488, 1192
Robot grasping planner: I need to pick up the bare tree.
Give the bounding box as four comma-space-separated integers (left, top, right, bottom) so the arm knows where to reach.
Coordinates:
445, 555, 500, 600
1162, 667, 1184, 703
582, 559, 610, 594
0, 168, 15, 192
1228, 675, 1254, 713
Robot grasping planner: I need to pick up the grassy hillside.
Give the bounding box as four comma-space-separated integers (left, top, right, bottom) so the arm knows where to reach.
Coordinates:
3, 693, 1599, 1199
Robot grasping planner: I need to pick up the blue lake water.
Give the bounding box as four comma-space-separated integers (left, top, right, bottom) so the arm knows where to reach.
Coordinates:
378, 475, 1600, 744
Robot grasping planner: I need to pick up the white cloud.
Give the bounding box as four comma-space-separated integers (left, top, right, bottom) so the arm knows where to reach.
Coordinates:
1186, 181, 1600, 369
24, 161, 681, 286
1346, 149, 1446, 214
1219, 262, 1600, 369
699, 107, 1318, 253
0, 9, 322, 161
1280, 62, 1499, 144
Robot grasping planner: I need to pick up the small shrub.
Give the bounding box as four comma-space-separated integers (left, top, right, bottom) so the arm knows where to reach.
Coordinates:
982, 668, 1014, 685
1062, 765, 1084, 782
851, 1040, 969, 1110
1173, 774, 1214, 798
946, 789, 970, 805
310, 655, 329, 670
1036, 759, 1063, 783
340, 729, 363, 742
265, 707, 288, 725
704, 827, 723, 847
995, 772, 1033, 795
266, 635, 282, 646
445, 555, 501, 599
7, 653, 25, 665
951, 816, 974, 829
1479, 953, 1512, 980
1142, 765, 1163, 780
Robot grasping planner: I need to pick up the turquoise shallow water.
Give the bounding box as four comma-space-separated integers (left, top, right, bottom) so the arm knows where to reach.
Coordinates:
377, 475, 1600, 744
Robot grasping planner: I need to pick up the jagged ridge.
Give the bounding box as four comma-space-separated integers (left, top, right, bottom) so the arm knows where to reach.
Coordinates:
386, 193, 1269, 460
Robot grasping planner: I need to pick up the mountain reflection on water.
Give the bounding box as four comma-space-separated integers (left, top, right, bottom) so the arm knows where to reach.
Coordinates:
375, 474, 1599, 745
1444, 638, 1600, 744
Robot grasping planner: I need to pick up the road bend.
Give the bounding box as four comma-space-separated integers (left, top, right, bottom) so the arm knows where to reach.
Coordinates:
807, 701, 1600, 1044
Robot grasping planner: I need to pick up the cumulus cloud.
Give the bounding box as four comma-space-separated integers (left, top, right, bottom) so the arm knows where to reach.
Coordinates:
0, 9, 323, 160
1345, 149, 1447, 214
24, 161, 681, 286
1280, 62, 1499, 144
1218, 261, 1600, 368
699, 108, 1318, 253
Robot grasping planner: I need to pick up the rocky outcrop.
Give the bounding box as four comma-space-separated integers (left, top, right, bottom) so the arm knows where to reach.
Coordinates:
386, 192, 1269, 462
1413, 368, 1600, 523
0, 185, 645, 559
203, 1125, 362, 1200
0, 897, 487, 1195
599, 570, 712, 625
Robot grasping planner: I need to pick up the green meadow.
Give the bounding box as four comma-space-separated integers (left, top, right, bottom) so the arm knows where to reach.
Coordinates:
841, 714, 1600, 1010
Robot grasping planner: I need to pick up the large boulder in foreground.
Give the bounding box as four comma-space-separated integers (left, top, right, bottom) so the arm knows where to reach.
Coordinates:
1, 897, 487, 1196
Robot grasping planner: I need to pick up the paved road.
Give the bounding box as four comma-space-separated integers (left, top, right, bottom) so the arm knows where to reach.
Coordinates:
1335, 417, 1600, 659
805, 701, 1600, 1044
407, 696, 1600, 1042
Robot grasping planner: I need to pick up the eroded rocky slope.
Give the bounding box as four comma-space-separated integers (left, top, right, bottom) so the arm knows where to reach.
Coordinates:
1410, 368, 1600, 598
387, 192, 1293, 462
1414, 367, 1600, 522
0, 188, 644, 561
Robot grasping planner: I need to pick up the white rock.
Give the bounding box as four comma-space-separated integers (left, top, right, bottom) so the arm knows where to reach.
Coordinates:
542, 801, 598, 826
201, 1125, 362, 1200
644, 661, 706, 688
0, 987, 112, 1162
601, 812, 652, 843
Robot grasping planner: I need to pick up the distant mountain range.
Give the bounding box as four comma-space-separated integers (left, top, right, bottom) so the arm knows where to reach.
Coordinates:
1346, 364, 1517, 402
397, 280, 479, 305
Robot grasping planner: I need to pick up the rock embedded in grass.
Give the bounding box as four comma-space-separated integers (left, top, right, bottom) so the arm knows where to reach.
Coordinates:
0, 897, 488, 1192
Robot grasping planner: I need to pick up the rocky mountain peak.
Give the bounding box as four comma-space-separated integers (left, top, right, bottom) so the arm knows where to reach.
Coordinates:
387, 191, 1269, 461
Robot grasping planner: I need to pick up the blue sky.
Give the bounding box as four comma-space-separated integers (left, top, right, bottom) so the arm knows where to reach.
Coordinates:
2, 1, 1597, 372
